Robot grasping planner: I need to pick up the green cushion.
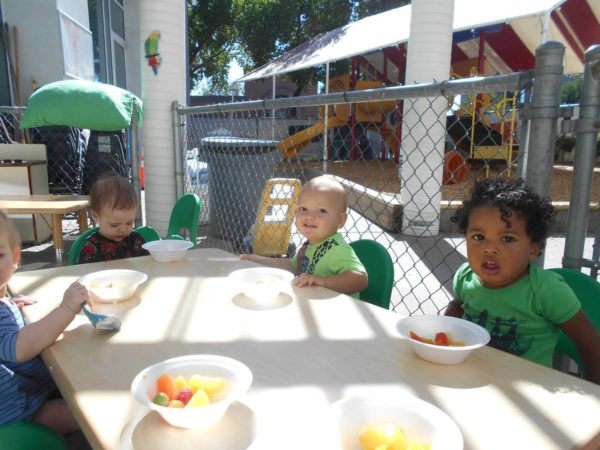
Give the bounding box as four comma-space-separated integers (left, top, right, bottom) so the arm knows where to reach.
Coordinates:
20, 80, 142, 131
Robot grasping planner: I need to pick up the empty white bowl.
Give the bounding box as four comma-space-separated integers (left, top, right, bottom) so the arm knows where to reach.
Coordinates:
396, 315, 490, 365
78, 269, 147, 303
329, 396, 463, 450
131, 354, 253, 429
142, 239, 194, 262
228, 267, 294, 303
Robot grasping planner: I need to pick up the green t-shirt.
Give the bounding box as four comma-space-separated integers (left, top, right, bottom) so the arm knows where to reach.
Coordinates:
291, 233, 365, 298
453, 262, 580, 367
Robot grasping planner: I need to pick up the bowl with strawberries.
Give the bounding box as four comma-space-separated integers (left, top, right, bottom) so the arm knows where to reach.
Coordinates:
131, 354, 253, 428
396, 315, 490, 365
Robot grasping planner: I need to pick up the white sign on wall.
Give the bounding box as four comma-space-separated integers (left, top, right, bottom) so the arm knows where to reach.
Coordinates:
58, 10, 94, 80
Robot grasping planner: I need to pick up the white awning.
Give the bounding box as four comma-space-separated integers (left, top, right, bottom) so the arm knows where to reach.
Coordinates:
237, 0, 593, 82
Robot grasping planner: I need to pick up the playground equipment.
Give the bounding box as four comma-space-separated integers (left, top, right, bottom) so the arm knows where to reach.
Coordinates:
278, 76, 398, 160
279, 75, 469, 185
249, 178, 302, 257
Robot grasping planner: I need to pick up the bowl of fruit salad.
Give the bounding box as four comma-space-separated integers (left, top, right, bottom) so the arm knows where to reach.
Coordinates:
396, 315, 490, 365
78, 269, 148, 303
329, 395, 463, 450
131, 354, 253, 429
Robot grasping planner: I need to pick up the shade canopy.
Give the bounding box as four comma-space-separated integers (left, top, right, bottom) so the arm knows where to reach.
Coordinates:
238, 0, 598, 82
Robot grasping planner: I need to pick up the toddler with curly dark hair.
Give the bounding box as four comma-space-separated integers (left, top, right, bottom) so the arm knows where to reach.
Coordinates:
445, 178, 599, 383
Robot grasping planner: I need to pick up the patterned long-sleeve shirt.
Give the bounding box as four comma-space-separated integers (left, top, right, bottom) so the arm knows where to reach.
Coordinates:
77, 231, 149, 264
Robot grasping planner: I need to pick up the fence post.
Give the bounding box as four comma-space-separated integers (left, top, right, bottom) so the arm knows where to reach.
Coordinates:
525, 41, 564, 201
563, 45, 600, 270
130, 102, 143, 227
172, 100, 185, 200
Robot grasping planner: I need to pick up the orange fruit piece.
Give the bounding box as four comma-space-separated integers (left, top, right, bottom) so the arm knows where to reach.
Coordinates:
156, 374, 177, 400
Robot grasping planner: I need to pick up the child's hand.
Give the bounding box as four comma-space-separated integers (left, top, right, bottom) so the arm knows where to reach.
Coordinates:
60, 282, 90, 315
13, 295, 36, 310
240, 254, 258, 262
294, 273, 326, 288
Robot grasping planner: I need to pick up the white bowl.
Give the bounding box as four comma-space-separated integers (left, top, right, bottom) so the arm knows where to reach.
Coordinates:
329, 396, 463, 450
78, 269, 148, 303
142, 239, 194, 262
396, 315, 490, 365
228, 268, 294, 303
131, 354, 252, 429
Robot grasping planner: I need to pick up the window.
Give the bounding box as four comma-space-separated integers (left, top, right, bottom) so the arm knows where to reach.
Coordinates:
87, 0, 126, 87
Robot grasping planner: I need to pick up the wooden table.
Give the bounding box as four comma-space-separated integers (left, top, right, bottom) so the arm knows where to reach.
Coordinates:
8, 248, 600, 450
0, 194, 89, 263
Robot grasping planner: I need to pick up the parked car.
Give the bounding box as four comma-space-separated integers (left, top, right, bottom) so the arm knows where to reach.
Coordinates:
186, 148, 208, 185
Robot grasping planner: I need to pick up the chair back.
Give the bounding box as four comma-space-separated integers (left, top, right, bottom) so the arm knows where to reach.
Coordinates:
549, 268, 600, 376
167, 194, 201, 247
68, 226, 99, 265
0, 422, 68, 450
349, 239, 394, 309
134, 225, 161, 243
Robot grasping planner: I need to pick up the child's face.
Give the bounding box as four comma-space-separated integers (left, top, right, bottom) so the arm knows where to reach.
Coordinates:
0, 231, 20, 298
466, 206, 540, 289
91, 206, 137, 243
295, 188, 347, 244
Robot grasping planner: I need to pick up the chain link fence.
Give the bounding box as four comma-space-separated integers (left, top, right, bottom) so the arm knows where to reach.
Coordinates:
177, 46, 599, 315
178, 74, 530, 315
0, 107, 132, 236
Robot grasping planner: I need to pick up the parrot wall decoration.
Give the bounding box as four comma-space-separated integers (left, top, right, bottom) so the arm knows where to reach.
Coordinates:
144, 30, 161, 75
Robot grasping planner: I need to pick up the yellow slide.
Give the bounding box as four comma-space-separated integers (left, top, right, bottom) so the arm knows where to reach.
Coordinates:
279, 114, 347, 159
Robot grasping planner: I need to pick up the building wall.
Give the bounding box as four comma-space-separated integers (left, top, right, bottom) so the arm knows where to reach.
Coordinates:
1, 0, 91, 104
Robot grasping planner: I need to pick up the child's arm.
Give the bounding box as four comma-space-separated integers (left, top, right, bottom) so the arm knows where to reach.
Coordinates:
15, 282, 89, 362
444, 299, 464, 318
294, 270, 368, 296
240, 254, 295, 273
558, 310, 600, 384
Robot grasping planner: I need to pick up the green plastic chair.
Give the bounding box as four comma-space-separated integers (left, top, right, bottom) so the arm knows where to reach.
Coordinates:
134, 225, 161, 243
67, 226, 99, 265
549, 268, 600, 377
0, 422, 68, 450
349, 239, 394, 309
167, 193, 201, 247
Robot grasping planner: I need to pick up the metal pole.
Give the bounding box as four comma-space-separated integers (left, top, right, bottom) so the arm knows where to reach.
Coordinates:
172, 100, 184, 201
563, 45, 600, 270
525, 41, 564, 199
323, 62, 330, 173
525, 41, 564, 265
129, 102, 143, 227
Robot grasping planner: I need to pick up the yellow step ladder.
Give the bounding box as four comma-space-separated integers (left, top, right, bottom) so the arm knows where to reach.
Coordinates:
252, 178, 302, 256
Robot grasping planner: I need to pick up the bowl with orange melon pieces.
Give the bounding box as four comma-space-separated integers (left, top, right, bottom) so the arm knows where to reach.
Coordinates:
328, 396, 463, 450
131, 354, 252, 429
396, 315, 490, 365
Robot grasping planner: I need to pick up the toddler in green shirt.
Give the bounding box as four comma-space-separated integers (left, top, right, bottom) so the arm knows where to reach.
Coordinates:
241, 175, 367, 298
445, 178, 599, 383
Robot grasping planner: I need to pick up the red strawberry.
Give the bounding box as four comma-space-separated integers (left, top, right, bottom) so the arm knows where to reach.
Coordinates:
176, 388, 194, 405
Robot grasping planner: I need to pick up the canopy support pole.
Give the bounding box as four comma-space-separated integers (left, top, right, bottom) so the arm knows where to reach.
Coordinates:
323, 62, 330, 172
130, 102, 143, 227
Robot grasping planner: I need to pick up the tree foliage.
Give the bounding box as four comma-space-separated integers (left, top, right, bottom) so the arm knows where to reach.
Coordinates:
560, 74, 583, 105
187, 0, 408, 95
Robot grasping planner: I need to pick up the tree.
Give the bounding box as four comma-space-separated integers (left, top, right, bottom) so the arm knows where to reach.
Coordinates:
187, 0, 409, 95
560, 74, 583, 105
187, 0, 237, 94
